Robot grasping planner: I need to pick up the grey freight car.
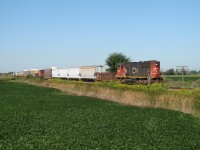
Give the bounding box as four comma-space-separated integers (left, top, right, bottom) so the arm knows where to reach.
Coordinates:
44, 67, 57, 78
80, 65, 106, 81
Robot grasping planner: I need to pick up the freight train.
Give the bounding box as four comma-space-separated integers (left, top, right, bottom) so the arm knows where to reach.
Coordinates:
13, 60, 162, 84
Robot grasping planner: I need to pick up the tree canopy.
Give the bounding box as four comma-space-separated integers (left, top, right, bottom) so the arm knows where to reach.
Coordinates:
105, 52, 131, 72
164, 68, 175, 75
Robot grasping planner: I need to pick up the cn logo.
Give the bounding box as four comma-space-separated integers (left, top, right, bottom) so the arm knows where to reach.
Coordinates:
132, 67, 138, 74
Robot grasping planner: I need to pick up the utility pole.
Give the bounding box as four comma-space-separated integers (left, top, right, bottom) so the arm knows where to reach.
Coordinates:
176, 66, 189, 82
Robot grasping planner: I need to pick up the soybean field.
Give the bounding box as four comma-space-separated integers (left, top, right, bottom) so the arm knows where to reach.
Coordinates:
0, 80, 200, 149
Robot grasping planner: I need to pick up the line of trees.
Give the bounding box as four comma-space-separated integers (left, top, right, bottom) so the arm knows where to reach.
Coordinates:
163, 68, 200, 75
0, 72, 14, 76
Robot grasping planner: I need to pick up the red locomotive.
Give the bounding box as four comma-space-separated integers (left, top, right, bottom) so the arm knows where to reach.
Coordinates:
116, 60, 162, 84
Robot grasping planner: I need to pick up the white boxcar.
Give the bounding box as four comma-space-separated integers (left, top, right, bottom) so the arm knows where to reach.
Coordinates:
30, 69, 38, 77
15, 71, 23, 77
52, 68, 60, 78
59, 68, 69, 78
80, 65, 106, 80
52, 68, 69, 78
19, 71, 24, 76
23, 70, 29, 77
68, 67, 80, 79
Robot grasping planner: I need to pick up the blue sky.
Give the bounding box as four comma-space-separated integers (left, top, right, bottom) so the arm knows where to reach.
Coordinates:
0, 0, 200, 72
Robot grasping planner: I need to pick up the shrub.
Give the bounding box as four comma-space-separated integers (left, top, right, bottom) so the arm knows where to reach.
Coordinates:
26, 74, 33, 79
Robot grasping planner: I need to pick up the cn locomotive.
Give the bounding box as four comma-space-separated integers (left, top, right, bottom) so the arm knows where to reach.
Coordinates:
116, 60, 162, 84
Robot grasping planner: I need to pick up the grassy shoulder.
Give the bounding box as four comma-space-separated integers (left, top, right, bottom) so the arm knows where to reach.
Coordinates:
10, 77, 200, 118
164, 74, 200, 89
0, 75, 14, 81
0, 80, 200, 149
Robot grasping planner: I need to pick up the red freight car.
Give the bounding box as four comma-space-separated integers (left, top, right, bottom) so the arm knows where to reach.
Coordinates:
96, 72, 116, 81
38, 70, 44, 78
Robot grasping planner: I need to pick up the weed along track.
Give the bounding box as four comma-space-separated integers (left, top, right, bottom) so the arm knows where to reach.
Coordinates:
17, 78, 200, 118
0, 79, 200, 149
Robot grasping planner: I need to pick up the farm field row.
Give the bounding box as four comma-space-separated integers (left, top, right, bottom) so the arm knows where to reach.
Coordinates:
164, 74, 200, 81
0, 80, 200, 149
163, 75, 200, 89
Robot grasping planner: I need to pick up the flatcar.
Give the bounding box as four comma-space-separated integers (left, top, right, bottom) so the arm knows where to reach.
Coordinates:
116, 60, 162, 84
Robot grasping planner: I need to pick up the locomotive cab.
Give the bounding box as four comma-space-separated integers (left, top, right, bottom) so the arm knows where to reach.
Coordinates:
116, 64, 127, 78
150, 61, 162, 81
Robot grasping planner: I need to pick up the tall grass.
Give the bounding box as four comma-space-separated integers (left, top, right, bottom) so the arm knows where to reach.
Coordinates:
0, 75, 14, 81
12, 77, 200, 118
164, 75, 200, 88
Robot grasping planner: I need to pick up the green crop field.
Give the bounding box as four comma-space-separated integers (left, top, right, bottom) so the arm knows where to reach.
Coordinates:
0, 80, 200, 149
164, 75, 200, 82
164, 75, 200, 88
